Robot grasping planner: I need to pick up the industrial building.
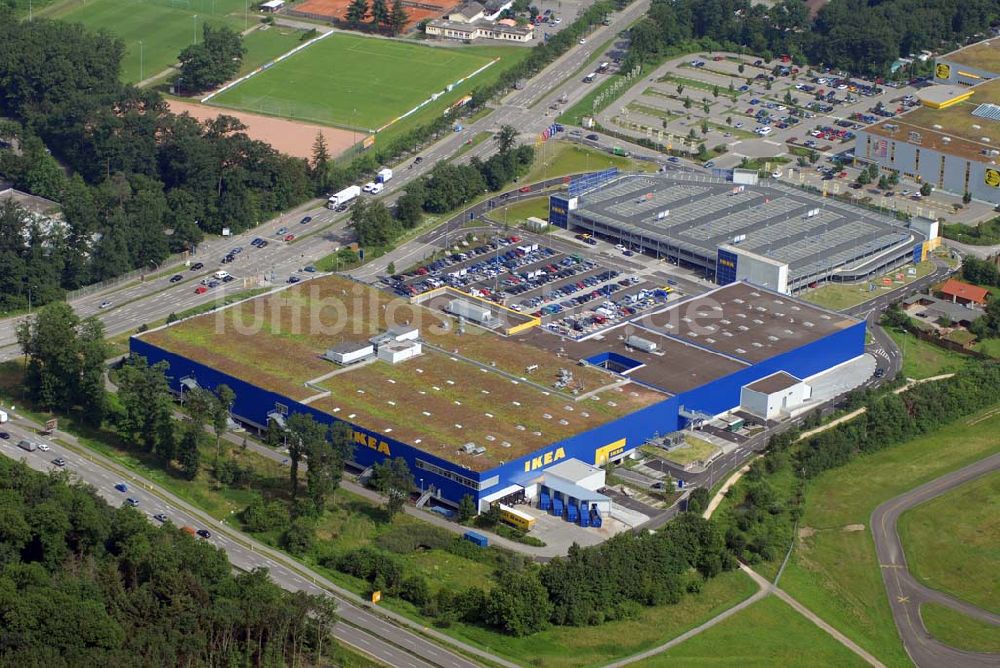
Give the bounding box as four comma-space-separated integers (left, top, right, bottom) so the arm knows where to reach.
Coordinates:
548, 172, 926, 293
855, 39, 1000, 203
130, 275, 865, 518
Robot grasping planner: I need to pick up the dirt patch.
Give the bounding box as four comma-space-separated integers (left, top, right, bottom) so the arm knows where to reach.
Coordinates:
168, 99, 357, 159
799, 526, 816, 538
287, 0, 453, 31
842, 524, 866, 532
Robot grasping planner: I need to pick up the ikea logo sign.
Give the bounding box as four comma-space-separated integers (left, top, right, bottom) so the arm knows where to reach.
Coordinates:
551, 206, 566, 215
523, 447, 566, 472
354, 430, 391, 456
719, 258, 736, 269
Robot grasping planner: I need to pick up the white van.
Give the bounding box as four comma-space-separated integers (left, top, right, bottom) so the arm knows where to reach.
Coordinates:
214, 270, 230, 280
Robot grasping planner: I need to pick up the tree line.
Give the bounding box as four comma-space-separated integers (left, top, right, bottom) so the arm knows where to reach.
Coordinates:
0, 12, 313, 312
0, 455, 340, 666
350, 129, 534, 248
624, 0, 1000, 77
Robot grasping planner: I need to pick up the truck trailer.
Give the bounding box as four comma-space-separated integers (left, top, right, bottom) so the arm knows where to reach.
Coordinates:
376, 167, 393, 184
327, 185, 361, 209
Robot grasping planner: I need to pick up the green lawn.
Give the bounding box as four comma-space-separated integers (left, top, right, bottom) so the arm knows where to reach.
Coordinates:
523, 141, 658, 183
898, 471, 999, 613
920, 603, 1000, 654
210, 34, 520, 132
885, 327, 969, 379
802, 261, 935, 311
43, 0, 254, 83
445, 569, 759, 668
493, 197, 550, 224
637, 596, 867, 668
236, 26, 306, 77
974, 337, 1000, 358
780, 403, 1000, 667
657, 434, 719, 466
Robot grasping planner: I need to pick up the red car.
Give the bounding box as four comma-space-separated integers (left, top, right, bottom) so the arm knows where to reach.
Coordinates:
195, 286, 208, 294
519, 186, 531, 193
284, 234, 295, 242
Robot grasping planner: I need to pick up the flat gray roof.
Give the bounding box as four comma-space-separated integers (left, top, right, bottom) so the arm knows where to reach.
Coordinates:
568, 173, 916, 283
638, 282, 861, 363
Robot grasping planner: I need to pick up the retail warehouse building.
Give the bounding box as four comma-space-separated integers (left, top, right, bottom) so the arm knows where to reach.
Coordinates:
130, 276, 864, 518
548, 171, 928, 294
855, 39, 1000, 204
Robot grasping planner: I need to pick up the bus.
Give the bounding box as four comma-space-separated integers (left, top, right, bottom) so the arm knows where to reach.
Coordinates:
499, 504, 536, 532
583, 72, 597, 84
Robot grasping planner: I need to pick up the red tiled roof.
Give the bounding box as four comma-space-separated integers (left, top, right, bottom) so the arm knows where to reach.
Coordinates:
938, 279, 989, 304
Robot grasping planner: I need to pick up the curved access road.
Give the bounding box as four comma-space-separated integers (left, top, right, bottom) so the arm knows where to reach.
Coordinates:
871, 452, 1000, 668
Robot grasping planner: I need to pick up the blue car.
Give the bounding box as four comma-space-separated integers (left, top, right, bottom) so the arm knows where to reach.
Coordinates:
115, 483, 128, 493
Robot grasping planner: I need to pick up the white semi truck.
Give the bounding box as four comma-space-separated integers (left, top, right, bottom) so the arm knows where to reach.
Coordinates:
327, 185, 362, 210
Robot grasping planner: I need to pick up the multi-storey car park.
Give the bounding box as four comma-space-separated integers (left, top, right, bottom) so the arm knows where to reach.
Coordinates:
130, 274, 865, 524
548, 171, 928, 294
855, 38, 1000, 204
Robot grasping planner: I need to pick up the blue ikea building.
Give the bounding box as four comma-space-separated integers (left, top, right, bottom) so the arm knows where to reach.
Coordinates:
130, 281, 865, 509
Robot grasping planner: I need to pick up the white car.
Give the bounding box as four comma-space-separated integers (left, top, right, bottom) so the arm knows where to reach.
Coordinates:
579, 38, 587, 44
37, 443, 50, 452
99, 300, 112, 309
370, 182, 384, 194
362, 182, 376, 193
772, 170, 782, 178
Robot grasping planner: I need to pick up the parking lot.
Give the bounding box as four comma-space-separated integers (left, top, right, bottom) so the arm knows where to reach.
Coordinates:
387, 228, 685, 338
596, 51, 927, 166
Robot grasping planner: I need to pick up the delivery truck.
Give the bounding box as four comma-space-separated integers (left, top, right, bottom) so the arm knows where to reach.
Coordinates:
17, 439, 36, 452
0, 409, 7, 423
327, 185, 361, 209
376, 167, 393, 184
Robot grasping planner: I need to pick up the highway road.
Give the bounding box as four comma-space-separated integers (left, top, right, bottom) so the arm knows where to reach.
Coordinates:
0, 414, 508, 668
0, 0, 652, 364
870, 452, 1000, 668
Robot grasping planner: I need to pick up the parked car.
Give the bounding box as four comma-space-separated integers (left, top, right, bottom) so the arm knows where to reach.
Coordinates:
0, 432, 9, 440
99, 300, 112, 309
288, 276, 301, 284
276, 227, 288, 236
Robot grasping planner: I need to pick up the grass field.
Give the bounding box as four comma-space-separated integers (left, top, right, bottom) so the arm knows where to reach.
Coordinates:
779, 402, 1000, 667
236, 26, 306, 77
637, 596, 867, 667
802, 261, 935, 311
885, 327, 969, 379
920, 603, 1000, 654
493, 197, 550, 224
974, 337, 1000, 358
42, 0, 254, 83
446, 569, 759, 668
524, 142, 658, 183
898, 470, 999, 613
210, 34, 520, 133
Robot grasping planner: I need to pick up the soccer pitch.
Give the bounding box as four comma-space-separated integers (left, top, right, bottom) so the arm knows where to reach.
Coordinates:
44, 0, 252, 83
208, 33, 499, 131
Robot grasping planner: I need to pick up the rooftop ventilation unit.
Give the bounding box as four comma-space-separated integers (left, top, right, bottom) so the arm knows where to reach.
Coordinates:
627, 334, 658, 352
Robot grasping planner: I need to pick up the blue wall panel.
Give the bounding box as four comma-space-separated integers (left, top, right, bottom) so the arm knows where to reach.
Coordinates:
549, 195, 571, 228
672, 321, 866, 421
129, 337, 484, 504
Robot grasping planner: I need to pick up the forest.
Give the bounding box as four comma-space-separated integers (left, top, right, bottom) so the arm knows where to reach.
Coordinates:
0, 455, 340, 666
625, 0, 1000, 76
0, 11, 313, 312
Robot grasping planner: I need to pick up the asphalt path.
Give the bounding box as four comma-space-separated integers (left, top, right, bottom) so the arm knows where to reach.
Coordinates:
0, 416, 503, 668
870, 452, 1000, 668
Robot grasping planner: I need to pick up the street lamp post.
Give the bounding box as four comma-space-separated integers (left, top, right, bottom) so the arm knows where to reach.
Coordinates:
139, 40, 143, 82
193, 15, 198, 44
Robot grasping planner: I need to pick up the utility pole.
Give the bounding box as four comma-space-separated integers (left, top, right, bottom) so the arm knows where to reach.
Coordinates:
139, 40, 143, 82
193, 15, 198, 44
